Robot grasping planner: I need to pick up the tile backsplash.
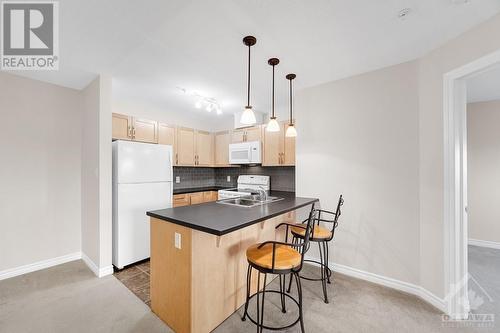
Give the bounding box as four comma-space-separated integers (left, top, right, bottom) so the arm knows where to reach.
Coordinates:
173, 166, 295, 192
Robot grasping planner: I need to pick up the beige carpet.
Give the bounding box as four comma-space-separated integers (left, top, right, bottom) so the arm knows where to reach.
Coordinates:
0, 256, 497, 333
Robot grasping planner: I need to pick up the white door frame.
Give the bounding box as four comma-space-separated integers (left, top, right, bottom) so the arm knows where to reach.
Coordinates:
443, 49, 500, 319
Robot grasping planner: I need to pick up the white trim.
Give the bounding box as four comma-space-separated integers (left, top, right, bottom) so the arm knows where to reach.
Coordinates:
305, 256, 447, 312
81, 252, 113, 278
443, 48, 500, 320
0, 252, 82, 281
469, 239, 500, 250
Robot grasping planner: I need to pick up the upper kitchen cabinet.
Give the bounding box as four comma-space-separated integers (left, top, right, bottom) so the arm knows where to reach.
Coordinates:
112, 113, 158, 144
112, 113, 133, 140
133, 117, 158, 143
231, 125, 262, 143
157, 123, 176, 147
262, 121, 284, 166
283, 123, 296, 166
262, 121, 295, 166
195, 130, 213, 166
176, 127, 195, 166
214, 130, 231, 166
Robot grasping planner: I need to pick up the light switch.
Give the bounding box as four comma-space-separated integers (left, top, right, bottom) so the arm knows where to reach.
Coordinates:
227, 176, 231, 182
175, 176, 180, 184
175, 232, 182, 249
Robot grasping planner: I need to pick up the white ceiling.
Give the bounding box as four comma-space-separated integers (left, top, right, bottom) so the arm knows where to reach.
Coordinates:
467, 66, 500, 103
9, 0, 500, 123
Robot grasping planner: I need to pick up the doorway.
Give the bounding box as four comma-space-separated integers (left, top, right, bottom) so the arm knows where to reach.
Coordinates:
443, 49, 500, 319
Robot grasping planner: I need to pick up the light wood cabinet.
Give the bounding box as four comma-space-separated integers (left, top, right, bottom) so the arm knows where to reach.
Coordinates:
158, 123, 177, 166
283, 123, 296, 166
112, 113, 158, 143
174, 191, 217, 207
133, 117, 158, 143
232, 126, 261, 143
262, 121, 295, 166
177, 127, 196, 166
112, 113, 132, 140
195, 130, 213, 166
214, 131, 231, 166
173, 194, 190, 208
189, 192, 204, 205
262, 121, 284, 166
158, 123, 176, 146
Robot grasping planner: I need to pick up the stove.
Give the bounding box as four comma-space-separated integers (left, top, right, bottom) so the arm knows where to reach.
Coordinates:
218, 175, 270, 200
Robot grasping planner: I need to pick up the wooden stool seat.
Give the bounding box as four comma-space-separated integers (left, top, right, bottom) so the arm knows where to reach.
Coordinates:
246, 243, 302, 271
291, 224, 332, 240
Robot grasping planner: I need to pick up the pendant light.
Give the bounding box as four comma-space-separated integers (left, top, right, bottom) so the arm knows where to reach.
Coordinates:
240, 36, 257, 125
266, 58, 280, 132
285, 73, 297, 137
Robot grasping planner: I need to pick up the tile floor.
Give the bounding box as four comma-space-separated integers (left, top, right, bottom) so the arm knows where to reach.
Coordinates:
113, 259, 151, 306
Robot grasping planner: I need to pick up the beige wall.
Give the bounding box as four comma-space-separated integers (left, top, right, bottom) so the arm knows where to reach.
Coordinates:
418, 13, 500, 298
296, 61, 421, 284
296, 12, 500, 300
81, 76, 112, 271
467, 100, 500, 244
0, 72, 82, 271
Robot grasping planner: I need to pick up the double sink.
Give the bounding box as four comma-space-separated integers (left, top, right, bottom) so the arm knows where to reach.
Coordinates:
217, 194, 284, 208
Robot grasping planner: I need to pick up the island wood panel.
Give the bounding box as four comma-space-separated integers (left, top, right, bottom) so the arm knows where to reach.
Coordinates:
150, 214, 287, 333
150, 218, 192, 333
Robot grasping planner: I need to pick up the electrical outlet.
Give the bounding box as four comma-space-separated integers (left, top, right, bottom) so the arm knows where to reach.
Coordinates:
175, 176, 180, 184
227, 176, 231, 182
174, 232, 182, 249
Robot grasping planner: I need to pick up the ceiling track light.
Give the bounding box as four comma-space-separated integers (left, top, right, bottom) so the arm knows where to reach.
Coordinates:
266, 58, 280, 132
240, 36, 257, 125
285, 73, 297, 137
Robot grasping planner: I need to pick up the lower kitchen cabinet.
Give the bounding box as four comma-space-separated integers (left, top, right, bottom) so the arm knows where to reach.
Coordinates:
173, 191, 218, 207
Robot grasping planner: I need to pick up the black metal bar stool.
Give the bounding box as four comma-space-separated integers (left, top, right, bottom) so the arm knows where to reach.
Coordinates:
242, 204, 316, 333
284, 195, 343, 303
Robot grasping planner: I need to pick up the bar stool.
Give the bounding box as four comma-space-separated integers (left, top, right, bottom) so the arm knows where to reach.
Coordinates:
242, 205, 317, 333
285, 195, 343, 303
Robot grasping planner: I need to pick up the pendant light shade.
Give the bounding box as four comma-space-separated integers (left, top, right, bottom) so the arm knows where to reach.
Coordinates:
285, 73, 297, 137
241, 106, 256, 124
240, 36, 257, 125
267, 117, 280, 132
266, 58, 280, 132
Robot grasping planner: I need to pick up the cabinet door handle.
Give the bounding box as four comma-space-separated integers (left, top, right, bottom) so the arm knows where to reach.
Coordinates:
132, 127, 136, 139
175, 153, 178, 165
127, 126, 132, 138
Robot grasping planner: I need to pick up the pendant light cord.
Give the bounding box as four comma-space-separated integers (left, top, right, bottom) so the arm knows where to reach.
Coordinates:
272, 63, 275, 118
289, 78, 292, 124
247, 45, 251, 107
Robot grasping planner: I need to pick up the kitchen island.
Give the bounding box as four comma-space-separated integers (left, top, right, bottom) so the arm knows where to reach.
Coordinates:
146, 191, 318, 333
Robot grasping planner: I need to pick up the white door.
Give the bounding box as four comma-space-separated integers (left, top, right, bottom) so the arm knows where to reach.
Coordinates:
113, 182, 172, 268
115, 140, 172, 184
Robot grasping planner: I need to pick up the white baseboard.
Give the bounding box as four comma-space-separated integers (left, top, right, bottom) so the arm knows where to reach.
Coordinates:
469, 239, 500, 250
305, 255, 447, 313
0, 252, 82, 281
81, 252, 113, 278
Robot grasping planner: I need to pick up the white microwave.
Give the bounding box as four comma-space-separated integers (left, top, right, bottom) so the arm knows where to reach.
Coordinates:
229, 141, 262, 164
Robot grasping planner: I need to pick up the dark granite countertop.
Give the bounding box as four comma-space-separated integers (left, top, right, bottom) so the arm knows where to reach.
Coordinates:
147, 191, 318, 236
173, 186, 233, 195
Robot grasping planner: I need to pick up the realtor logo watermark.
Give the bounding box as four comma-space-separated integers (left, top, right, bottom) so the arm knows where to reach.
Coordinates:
1, 1, 58, 70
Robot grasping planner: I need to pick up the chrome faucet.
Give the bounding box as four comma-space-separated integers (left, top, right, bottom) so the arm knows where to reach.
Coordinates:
256, 186, 268, 202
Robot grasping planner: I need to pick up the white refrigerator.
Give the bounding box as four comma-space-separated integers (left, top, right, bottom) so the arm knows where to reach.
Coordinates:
112, 140, 173, 269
